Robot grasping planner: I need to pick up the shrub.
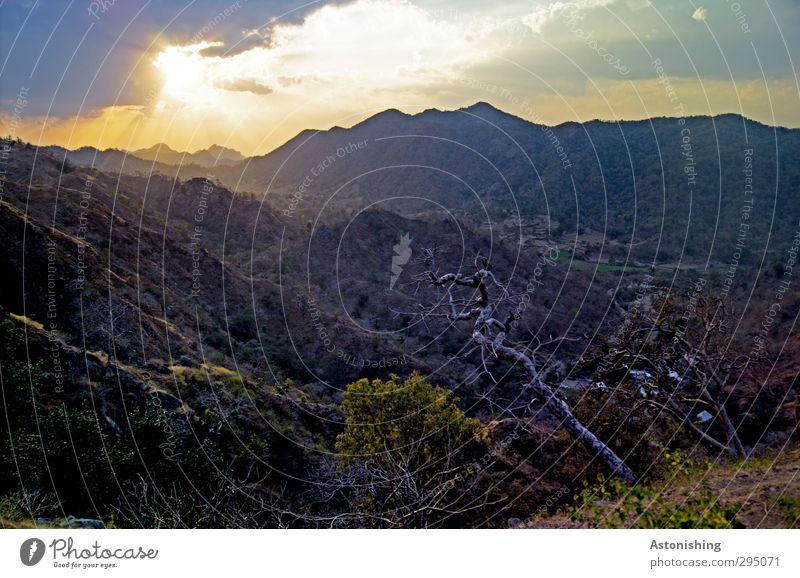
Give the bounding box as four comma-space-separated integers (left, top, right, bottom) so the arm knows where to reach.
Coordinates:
205, 330, 228, 350
571, 464, 743, 529
336, 372, 478, 469
774, 494, 800, 528
228, 313, 257, 342
332, 372, 480, 526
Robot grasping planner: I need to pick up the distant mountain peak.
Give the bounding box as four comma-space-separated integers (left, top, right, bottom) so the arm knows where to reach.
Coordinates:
358, 108, 412, 124
128, 142, 244, 166
461, 101, 504, 114
134, 143, 179, 154
376, 107, 410, 118
458, 101, 523, 123
203, 144, 244, 159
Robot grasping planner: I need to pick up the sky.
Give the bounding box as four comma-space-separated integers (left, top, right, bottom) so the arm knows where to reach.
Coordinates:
1, 0, 798, 155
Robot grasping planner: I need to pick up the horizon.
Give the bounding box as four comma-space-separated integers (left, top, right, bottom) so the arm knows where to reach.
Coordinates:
32, 102, 799, 159
1, 0, 798, 156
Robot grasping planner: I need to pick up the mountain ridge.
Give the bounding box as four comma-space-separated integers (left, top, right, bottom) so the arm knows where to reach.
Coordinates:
42, 103, 795, 166
3, 120, 800, 528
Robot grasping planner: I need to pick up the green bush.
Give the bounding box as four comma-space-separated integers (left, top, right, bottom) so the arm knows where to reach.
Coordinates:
228, 313, 257, 342
0, 316, 240, 527
205, 330, 228, 350
336, 372, 478, 469
774, 494, 800, 528
571, 472, 743, 529
333, 372, 480, 526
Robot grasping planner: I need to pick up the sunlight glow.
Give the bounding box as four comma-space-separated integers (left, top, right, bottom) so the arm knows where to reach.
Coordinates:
154, 42, 221, 105
3, 0, 797, 155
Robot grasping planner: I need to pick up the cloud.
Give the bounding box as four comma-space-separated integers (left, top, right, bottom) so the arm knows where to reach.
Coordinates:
522, 0, 616, 34
8, 0, 799, 155
2, 0, 511, 155
692, 6, 708, 21
213, 78, 273, 95
155, 0, 496, 106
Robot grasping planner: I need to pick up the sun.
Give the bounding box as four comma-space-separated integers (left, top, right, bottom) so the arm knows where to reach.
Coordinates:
153, 42, 220, 105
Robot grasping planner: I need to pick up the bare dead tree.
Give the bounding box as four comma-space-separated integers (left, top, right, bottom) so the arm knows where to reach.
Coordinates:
310, 447, 504, 528
112, 471, 287, 528
419, 259, 638, 484
595, 288, 747, 459
84, 298, 134, 373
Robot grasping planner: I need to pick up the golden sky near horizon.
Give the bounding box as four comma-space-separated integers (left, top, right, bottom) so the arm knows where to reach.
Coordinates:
2, 0, 799, 156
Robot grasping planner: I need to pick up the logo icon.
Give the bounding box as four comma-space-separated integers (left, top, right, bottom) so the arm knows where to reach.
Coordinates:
389, 232, 412, 290
20, 538, 46, 566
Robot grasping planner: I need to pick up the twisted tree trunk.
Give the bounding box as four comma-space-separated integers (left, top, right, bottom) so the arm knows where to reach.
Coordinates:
426, 267, 638, 485
472, 327, 637, 484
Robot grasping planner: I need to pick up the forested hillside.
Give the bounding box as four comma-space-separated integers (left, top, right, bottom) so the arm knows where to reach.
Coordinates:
3, 103, 800, 528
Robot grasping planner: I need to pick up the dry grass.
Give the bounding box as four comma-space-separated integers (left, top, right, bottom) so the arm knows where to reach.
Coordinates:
530, 446, 800, 529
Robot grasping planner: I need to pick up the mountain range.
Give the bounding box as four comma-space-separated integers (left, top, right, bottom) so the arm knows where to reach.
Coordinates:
3, 103, 800, 528
45, 142, 244, 173
49, 102, 800, 268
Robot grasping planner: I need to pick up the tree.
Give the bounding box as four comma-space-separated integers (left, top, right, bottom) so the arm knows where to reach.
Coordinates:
337, 372, 477, 461
419, 259, 638, 483
329, 372, 484, 527
594, 287, 747, 458
85, 297, 134, 371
